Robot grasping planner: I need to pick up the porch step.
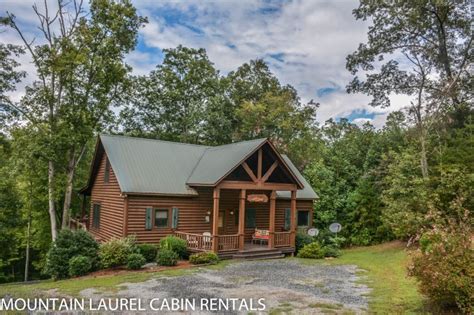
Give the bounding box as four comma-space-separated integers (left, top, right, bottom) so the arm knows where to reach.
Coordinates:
232, 249, 285, 260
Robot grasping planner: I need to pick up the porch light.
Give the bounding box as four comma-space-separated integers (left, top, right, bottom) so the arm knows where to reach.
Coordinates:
230, 210, 234, 215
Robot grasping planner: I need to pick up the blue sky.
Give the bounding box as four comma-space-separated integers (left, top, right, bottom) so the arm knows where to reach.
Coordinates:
1, 0, 409, 128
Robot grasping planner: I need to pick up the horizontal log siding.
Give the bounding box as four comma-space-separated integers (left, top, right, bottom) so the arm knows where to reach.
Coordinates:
127, 187, 314, 245
127, 187, 214, 243
89, 153, 124, 241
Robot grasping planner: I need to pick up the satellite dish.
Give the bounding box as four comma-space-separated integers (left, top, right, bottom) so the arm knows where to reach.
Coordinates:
307, 228, 319, 237
329, 223, 342, 233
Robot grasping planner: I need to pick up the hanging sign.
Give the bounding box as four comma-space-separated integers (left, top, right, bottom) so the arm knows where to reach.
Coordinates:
247, 194, 269, 203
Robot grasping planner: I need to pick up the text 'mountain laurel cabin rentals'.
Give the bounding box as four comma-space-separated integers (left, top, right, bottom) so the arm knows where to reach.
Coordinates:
79, 135, 317, 259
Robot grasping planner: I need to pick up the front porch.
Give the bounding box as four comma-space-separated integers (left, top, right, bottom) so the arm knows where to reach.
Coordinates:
174, 186, 298, 258
175, 231, 294, 258
175, 143, 302, 258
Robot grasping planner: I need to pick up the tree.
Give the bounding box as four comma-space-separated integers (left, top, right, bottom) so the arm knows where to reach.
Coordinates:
0, 134, 23, 282
2, 0, 146, 239
346, 0, 472, 179
0, 42, 24, 124
120, 46, 230, 145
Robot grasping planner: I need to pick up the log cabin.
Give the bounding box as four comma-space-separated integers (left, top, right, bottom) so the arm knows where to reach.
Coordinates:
80, 135, 317, 259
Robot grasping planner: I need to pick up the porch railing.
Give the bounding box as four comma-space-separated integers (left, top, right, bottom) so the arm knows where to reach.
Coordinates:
175, 231, 212, 251
218, 234, 240, 251
274, 231, 291, 247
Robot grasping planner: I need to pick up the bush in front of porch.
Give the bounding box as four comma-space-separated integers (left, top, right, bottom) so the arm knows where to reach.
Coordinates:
159, 236, 188, 259
189, 252, 219, 265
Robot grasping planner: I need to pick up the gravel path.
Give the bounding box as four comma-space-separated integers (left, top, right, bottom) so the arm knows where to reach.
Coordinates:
81, 259, 370, 314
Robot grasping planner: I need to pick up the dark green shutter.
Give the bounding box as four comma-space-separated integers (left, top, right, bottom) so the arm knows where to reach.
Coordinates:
245, 208, 256, 228
284, 208, 291, 230
145, 207, 153, 230
172, 207, 179, 229
104, 159, 110, 183
93, 204, 100, 229
235, 209, 239, 225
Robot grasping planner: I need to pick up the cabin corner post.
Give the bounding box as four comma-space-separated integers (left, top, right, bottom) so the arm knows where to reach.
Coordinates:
123, 194, 129, 236
238, 189, 246, 251
268, 190, 276, 248
212, 188, 220, 253
290, 190, 297, 248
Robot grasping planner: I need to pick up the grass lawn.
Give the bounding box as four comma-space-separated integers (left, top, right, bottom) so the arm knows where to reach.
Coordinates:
296, 241, 426, 314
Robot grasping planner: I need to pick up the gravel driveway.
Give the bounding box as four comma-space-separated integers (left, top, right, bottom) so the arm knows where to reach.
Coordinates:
82, 259, 370, 314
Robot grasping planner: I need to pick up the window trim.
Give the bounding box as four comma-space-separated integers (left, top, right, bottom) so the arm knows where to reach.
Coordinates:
154, 208, 170, 228
297, 209, 310, 227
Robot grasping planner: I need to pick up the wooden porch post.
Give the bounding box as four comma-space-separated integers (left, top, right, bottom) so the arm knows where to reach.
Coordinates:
290, 190, 297, 248
212, 188, 220, 253
268, 190, 276, 248
238, 189, 246, 251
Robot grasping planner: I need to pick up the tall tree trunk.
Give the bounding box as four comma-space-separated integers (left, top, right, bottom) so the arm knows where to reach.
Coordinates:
62, 144, 87, 229
48, 160, 58, 240
24, 179, 33, 282
24, 212, 31, 282
420, 131, 429, 179
61, 150, 76, 229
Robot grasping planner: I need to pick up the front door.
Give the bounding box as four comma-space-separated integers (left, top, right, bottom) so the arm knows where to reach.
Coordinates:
218, 210, 225, 234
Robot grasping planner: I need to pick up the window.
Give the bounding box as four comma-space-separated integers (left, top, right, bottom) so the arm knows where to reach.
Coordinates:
104, 159, 110, 183
297, 210, 310, 227
155, 209, 169, 228
92, 204, 101, 229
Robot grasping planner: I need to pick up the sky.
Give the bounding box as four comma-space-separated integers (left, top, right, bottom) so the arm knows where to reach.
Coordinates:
1, 0, 411, 128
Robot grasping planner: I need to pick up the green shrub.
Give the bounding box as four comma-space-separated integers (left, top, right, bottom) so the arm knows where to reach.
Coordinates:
137, 244, 158, 263
156, 248, 178, 266
126, 253, 146, 270
159, 236, 187, 258
45, 230, 99, 279
99, 236, 138, 269
297, 242, 325, 259
322, 246, 341, 258
409, 216, 473, 314
68, 255, 92, 277
296, 232, 314, 253
189, 252, 219, 265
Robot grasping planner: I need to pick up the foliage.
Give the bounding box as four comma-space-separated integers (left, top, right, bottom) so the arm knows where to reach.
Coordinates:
137, 244, 158, 263
0, 135, 23, 283
45, 230, 99, 280
2, 0, 147, 241
156, 248, 178, 266
189, 252, 219, 265
297, 242, 325, 259
68, 255, 92, 277
322, 246, 341, 258
126, 253, 146, 270
295, 232, 314, 254
409, 208, 473, 313
99, 236, 138, 269
159, 236, 188, 259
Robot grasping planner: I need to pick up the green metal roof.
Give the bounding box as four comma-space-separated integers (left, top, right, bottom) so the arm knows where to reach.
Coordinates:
101, 135, 208, 195
187, 138, 267, 185
99, 134, 317, 199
